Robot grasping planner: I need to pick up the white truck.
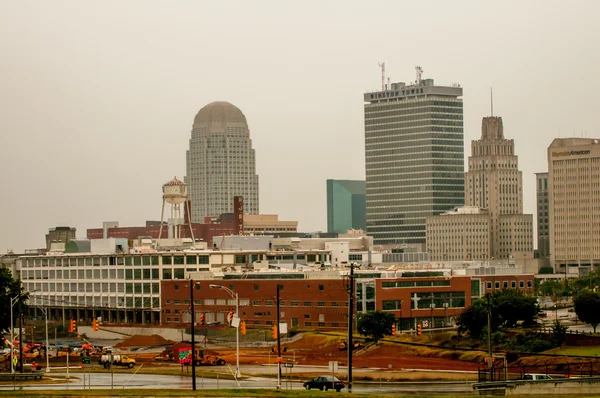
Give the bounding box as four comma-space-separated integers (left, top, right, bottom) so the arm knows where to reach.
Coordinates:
99, 354, 135, 369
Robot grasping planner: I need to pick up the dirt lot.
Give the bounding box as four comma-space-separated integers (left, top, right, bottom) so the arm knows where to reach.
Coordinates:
213, 334, 479, 372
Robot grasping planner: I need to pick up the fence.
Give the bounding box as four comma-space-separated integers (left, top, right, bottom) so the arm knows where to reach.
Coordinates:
478, 359, 600, 382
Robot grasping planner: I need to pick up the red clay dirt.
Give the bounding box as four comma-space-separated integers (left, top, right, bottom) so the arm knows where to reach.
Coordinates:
214, 334, 479, 372
116, 334, 175, 348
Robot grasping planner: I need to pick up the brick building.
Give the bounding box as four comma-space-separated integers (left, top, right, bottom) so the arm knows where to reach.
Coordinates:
160, 278, 351, 330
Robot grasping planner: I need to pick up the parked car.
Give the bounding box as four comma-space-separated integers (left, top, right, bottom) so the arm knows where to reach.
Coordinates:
303, 375, 345, 392
522, 374, 553, 381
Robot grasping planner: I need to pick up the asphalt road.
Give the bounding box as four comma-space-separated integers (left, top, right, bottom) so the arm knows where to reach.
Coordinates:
0, 372, 475, 395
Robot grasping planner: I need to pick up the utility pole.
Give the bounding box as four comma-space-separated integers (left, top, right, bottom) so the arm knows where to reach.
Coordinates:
276, 285, 282, 389
347, 262, 355, 393
487, 294, 492, 380
19, 303, 23, 374
190, 279, 196, 391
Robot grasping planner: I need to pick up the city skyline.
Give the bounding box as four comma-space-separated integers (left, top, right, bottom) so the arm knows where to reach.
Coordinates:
1, 2, 599, 251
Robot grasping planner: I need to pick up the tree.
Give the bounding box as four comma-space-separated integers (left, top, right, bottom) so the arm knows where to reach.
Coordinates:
550, 320, 568, 348
0, 268, 28, 335
357, 311, 395, 343
574, 289, 600, 333
456, 289, 539, 339
494, 289, 540, 328
456, 300, 488, 339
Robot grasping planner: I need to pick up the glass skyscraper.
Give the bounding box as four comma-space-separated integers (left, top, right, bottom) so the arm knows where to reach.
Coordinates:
326, 179, 366, 234
185, 101, 259, 222
364, 78, 464, 245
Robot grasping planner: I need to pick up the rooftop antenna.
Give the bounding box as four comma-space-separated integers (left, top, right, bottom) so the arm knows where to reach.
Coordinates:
415, 66, 423, 85
378, 62, 385, 91
387, 77, 391, 90
490, 87, 494, 117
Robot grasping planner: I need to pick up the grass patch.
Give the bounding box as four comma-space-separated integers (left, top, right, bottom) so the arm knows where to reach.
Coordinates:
543, 346, 600, 357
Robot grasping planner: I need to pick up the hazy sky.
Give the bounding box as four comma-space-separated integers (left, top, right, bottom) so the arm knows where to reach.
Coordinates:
1, 1, 599, 251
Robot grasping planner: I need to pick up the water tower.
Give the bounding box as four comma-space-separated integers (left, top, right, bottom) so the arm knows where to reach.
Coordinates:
158, 177, 195, 240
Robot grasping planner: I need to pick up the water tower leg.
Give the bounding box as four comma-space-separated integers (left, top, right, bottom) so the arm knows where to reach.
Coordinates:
158, 199, 166, 240
186, 200, 195, 243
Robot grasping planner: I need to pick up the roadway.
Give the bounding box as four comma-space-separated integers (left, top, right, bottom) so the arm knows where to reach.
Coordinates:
0, 371, 475, 395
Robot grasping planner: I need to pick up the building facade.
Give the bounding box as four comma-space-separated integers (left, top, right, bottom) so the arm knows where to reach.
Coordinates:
161, 278, 351, 330
364, 77, 464, 245
243, 214, 298, 235
426, 206, 491, 261
548, 138, 600, 273
427, 117, 534, 261
46, 227, 76, 251
185, 101, 259, 221
535, 172, 550, 258
326, 179, 366, 234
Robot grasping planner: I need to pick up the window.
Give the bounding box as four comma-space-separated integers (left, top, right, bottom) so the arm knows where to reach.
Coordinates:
495, 281, 500, 289
253, 284, 259, 291
519, 281, 524, 288
304, 301, 311, 306
511, 281, 517, 289
527, 280, 532, 288
331, 302, 339, 307
304, 314, 310, 319
503, 281, 508, 289
317, 302, 325, 307
174, 284, 179, 291
382, 300, 402, 311
318, 285, 324, 291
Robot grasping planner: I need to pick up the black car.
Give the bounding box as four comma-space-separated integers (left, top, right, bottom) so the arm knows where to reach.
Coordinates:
303, 375, 345, 392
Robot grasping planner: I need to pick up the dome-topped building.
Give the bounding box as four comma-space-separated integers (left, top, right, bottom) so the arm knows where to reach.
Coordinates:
185, 101, 259, 222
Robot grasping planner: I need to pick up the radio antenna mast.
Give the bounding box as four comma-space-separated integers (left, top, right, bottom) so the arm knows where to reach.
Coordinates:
378, 62, 385, 91
490, 87, 494, 116
415, 66, 423, 85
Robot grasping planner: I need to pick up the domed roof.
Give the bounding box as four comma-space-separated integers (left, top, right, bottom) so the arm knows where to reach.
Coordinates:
193, 101, 247, 126
164, 176, 185, 186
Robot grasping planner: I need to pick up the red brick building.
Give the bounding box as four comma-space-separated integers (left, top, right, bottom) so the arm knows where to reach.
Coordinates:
161, 278, 351, 331
87, 216, 236, 247
478, 274, 535, 295
374, 276, 472, 330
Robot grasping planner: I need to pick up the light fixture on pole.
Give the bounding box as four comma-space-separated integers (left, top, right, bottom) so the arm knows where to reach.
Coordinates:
209, 284, 240, 378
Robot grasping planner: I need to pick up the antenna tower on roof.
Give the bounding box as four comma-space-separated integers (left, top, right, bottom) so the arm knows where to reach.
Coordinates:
415, 66, 423, 84
378, 62, 386, 91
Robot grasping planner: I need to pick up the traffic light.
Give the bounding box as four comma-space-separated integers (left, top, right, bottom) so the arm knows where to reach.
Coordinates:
391, 322, 396, 335
417, 322, 422, 336
92, 318, 99, 332
228, 311, 234, 325
200, 314, 205, 326
271, 324, 278, 339
69, 319, 76, 333
241, 321, 246, 335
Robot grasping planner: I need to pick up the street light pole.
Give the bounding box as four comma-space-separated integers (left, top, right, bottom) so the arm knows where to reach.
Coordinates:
10, 296, 19, 374
36, 306, 50, 373
209, 284, 241, 378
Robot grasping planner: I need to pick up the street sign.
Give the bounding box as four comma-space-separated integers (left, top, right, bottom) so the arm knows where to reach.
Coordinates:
82, 357, 91, 364
329, 361, 339, 372
283, 362, 294, 368
423, 320, 429, 328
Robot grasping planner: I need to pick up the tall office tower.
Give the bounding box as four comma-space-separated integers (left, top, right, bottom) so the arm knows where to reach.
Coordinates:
464, 117, 533, 259
326, 179, 366, 234
185, 101, 259, 222
535, 172, 550, 258
364, 76, 464, 245
548, 138, 600, 273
